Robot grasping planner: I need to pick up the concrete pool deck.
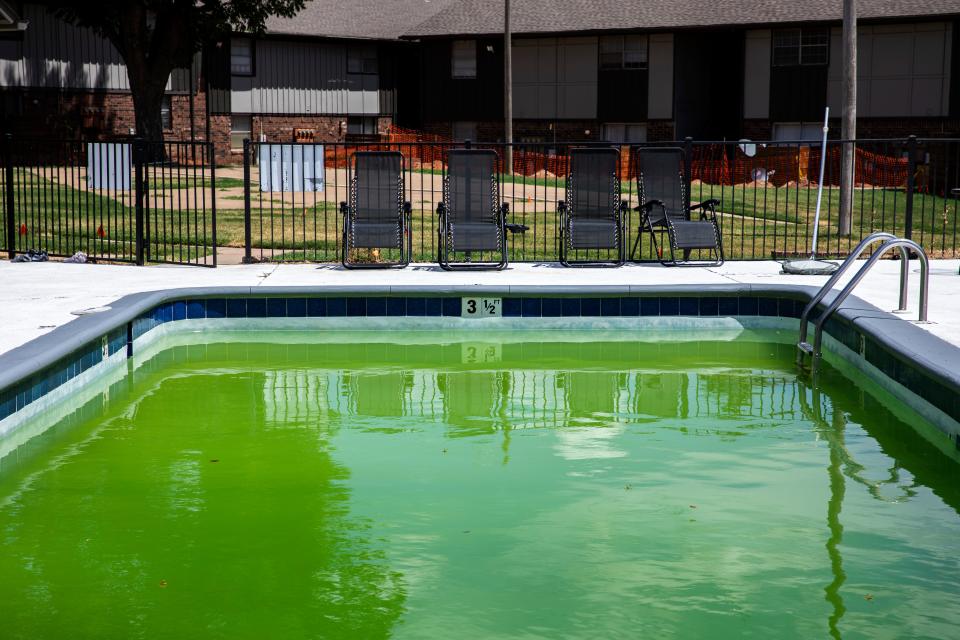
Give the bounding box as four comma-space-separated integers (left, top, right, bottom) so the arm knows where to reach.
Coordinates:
1, 258, 958, 357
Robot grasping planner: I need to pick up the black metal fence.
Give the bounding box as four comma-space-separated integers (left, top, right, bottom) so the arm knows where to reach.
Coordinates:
0, 135, 217, 266
241, 137, 960, 264
3, 135, 959, 266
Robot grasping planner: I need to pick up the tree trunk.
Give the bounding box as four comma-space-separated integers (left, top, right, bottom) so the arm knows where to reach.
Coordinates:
130, 82, 166, 143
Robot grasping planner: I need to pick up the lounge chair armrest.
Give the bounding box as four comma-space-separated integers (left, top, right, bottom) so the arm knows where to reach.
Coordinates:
690, 198, 721, 221
634, 199, 664, 212
689, 198, 720, 210
436, 202, 446, 216
619, 200, 629, 212
403, 201, 412, 214
339, 201, 348, 216
557, 200, 567, 211
505, 223, 529, 234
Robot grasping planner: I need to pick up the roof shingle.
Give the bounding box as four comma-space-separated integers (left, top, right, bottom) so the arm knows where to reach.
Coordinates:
403, 0, 960, 37
266, 0, 459, 40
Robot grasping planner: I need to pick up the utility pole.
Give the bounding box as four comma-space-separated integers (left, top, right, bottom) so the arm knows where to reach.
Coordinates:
504, 0, 513, 174
838, 0, 856, 236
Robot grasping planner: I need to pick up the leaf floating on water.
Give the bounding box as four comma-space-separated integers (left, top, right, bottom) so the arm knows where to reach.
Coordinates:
159, 580, 168, 588
864, 594, 874, 601
442, 449, 448, 454
210, 459, 219, 463
624, 484, 632, 491
689, 505, 697, 509
462, 530, 471, 534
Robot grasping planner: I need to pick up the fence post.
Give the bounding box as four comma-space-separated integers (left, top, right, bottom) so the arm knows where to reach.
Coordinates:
904, 135, 917, 241
683, 136, 693, 212
3, 133, 14, 259
209, 141, 218, 267
242, 138, 253, 263
133, 138, 145, 265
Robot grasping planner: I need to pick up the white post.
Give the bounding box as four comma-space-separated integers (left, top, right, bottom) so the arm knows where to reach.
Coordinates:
811, 107, 830, 258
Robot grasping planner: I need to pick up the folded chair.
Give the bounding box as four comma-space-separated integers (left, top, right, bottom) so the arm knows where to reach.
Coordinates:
341, 151, 412, 269
633, 147, 724, 266
437, 149, 509, 270
558, 147, 627, 267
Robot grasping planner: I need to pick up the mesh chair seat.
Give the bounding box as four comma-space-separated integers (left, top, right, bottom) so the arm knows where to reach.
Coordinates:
560, 147, 624, 266
342, 151, 408, 268
635, 147, 724, 266
669, 220, 719, 250
351, 221, 402, 249
569, 219, 619, 250
438, 149, 507, 269
450, 222, 501, 252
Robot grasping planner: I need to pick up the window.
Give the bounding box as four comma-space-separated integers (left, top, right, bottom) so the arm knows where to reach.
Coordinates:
772, 28, 829, 67
772, 122, 823, 142
230, 114, 251, 150
451, 40, 477, 78
600, 35, 648, 70
348, 46, 378, 74
601, 123, 647, 144
346, 116, 378, 137
161, 95, 172, 130
231, 38, 254, 75
452, 121, 478, 141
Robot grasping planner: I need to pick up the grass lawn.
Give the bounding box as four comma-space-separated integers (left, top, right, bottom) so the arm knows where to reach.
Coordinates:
3, 171, 958, 262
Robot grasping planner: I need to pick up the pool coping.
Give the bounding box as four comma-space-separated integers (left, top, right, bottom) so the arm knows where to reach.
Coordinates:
1, 283, 958, 440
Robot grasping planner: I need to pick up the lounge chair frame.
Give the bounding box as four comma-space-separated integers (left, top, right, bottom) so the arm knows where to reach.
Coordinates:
341, 151, 412, 269
633, 147, 724, 267
558, 147, 627, 267
437, 149, 509, 271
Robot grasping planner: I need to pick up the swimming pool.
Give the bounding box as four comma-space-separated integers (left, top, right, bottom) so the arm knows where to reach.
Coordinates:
1, 323, 958, 639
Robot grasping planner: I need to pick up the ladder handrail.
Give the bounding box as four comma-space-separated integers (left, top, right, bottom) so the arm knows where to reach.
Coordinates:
797, 232, 904, 357
811, 238, 929, 359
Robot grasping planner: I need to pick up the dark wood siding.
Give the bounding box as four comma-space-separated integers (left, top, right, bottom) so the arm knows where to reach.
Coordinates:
597, 69, 648, 121
420, 38, 503, 122
951, 20, 960, 118
378, 43, 399, 117
203, 40, 231, 114
769, 66, 828, 121
674, 31, 744, 140
393, 43, 422, 127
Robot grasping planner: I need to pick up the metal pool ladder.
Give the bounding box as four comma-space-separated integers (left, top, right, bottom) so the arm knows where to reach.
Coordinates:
797, 232, 929, 372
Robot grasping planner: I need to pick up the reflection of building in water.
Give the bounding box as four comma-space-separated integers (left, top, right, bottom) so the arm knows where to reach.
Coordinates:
262, 367, 808, 429
262, 370, 337, 427
261, 369, 444, 426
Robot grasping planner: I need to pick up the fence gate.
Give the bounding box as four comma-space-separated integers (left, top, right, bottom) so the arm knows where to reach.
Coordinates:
1, 135, 216, 266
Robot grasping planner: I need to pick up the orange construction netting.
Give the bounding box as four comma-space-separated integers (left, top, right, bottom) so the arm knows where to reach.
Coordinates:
323, 126, 915, 191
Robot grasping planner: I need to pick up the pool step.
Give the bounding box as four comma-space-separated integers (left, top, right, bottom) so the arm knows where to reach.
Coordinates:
797, 341, 814, 356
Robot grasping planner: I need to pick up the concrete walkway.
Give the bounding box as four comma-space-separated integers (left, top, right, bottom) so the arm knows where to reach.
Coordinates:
1, 259, 957, 356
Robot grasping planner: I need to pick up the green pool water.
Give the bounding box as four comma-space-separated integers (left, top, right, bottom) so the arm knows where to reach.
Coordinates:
1, 330, 958, 639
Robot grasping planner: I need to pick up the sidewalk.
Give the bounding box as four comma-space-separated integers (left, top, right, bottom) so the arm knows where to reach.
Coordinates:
1, 259, 956, 357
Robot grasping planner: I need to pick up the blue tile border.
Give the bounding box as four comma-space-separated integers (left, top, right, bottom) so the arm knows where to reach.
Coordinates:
1, 292, 959, 434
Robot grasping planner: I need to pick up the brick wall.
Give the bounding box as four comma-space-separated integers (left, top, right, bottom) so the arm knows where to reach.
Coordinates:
646, 120, 675, 142
208, 114, 232, 164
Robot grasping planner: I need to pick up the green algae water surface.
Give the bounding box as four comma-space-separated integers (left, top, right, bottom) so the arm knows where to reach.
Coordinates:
1, 330, 958, 639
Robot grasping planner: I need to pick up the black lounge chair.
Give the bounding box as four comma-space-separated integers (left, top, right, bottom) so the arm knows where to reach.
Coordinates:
633, 147, 724, 267
437, 149, 509, 270
340, 151, 411, 269
558, 147, 627, 267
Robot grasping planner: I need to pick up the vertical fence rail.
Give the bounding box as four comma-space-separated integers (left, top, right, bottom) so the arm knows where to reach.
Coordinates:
0, 137, 215, 265
235, 137, 960, 264
4, 136, 959, 265
2, 133, 14, 259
